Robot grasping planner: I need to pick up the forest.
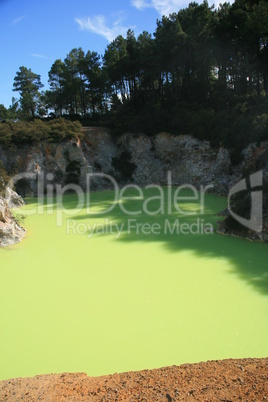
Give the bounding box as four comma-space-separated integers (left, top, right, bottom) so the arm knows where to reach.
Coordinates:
0, 0, 268, 162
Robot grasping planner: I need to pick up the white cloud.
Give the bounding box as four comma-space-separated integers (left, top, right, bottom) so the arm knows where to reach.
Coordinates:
131, 0, 150, 10
12, 15, 25, 24
29, 53, 49, 59
131, 0, 187, 15
75, 15, 130, 42
131, 0, 234, 16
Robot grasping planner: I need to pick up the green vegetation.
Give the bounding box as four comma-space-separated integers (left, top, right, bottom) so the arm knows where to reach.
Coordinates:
0, 119, 82, 146
1, 0, 268, 157
13, 67, 44, 120
0, 162, 10, 196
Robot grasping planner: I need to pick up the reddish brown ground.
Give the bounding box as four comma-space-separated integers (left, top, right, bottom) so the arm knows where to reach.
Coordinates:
0, 358, 267, 401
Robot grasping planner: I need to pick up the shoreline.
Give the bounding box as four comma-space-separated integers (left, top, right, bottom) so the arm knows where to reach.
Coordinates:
1, 357, 267, 401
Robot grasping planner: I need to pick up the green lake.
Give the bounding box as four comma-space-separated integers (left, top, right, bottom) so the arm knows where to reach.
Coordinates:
0, 187, 268, 380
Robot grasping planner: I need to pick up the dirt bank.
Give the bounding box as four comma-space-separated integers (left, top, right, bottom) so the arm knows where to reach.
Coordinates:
0, 358, 267, 401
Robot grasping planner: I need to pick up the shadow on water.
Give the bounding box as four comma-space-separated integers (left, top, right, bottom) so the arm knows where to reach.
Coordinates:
29, 188, 268, 297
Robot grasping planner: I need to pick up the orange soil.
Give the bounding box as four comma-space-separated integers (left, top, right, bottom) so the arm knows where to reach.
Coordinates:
0, 358, 267, 401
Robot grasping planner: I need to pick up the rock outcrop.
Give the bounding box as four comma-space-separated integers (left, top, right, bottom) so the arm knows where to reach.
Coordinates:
5, 186, 25, 208
117, 132, 231, 192
217, 141, 268, 242
0, 188, 25, 247
0, 129, 232, 195
0, 127, 267, 243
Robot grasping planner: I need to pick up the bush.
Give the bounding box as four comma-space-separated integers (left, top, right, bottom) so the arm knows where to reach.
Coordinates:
47, 118, 83, 142
0, 162, 10, 196
0, 122, 12, 147
0, 118, 83, 146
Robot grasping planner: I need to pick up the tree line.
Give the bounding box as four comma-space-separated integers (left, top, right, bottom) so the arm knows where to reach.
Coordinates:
0, 0, 268, 160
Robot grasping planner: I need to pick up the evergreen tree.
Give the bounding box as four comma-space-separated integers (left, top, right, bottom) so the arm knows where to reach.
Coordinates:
0, 104, 9, 121
47, 59, 66, 116
13, 66, 43, 119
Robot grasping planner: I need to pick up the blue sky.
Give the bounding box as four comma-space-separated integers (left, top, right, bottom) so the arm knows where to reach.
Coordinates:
0, 0, 234, 108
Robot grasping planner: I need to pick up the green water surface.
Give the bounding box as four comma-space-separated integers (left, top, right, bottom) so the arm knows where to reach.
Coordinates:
0, 188, 268, 380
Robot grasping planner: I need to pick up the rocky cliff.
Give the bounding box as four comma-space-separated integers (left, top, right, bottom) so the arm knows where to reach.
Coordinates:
117, 132, 231, 192
0, 128, 232, 195
0, 127, 267, 243
0, 188, 25, 247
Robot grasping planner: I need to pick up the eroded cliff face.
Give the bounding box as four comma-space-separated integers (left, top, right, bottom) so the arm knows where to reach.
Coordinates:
0, 139, 90, 195
0, 128, 267, 244
0, 128, 233, 195
118, 132, 231, 192
0, 188, 25, 247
